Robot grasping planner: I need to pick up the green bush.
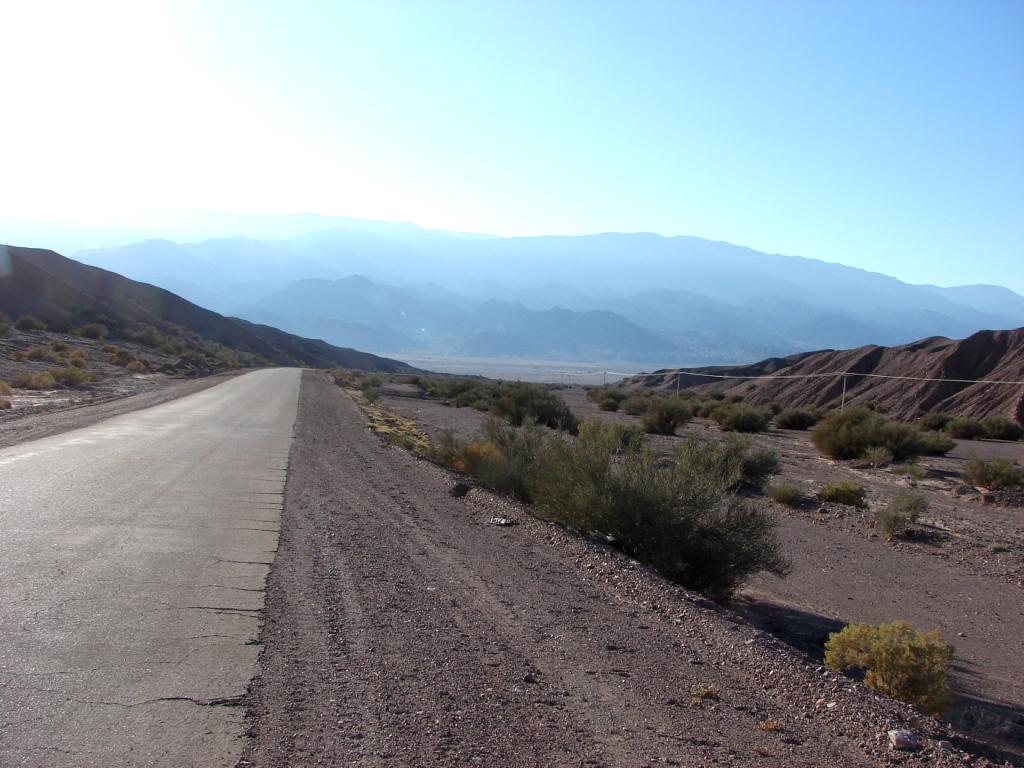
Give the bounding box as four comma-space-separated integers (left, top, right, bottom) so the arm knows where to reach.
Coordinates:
876, 490, 926, 538
916, 412, 951, 432
774, 408, 818, 430
597, 397, 620, 412
49, 340, 67, 352
0, 380, 11, 396
530, 427, 789, 600
893, 463, 926, 481
962, 456, 1024, 490
765, 481, 804, 506
863, 446, 893, 468
945, 418, 986, 440
621, 394, 650, 415
641, 398, 692, 435
492, 382, 578, 433
15, 315, 45, 331
820, 481, 867, 508
983, 417, 1023, 442
824, 620, 954, 715
473, 420, 548, 501
712, 403, 770, 433
916, 430, 956, 456
740, 447, 780, 488
74, 323, 108, 340
811, 407, 952, 461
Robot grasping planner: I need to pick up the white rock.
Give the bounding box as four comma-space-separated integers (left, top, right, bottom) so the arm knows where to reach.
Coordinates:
888, 729, 921, 751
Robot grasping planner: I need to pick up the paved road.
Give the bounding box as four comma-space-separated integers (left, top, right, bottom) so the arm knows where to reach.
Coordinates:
0, 368, 301, 767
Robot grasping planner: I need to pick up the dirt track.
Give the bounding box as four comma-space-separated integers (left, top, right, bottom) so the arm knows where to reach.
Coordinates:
241, 372, 977, 767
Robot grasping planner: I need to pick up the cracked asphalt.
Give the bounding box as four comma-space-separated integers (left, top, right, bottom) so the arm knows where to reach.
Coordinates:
0, 368, 301, 767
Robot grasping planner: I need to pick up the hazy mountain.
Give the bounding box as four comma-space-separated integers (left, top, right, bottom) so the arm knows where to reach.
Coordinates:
73, 222, 1024, 366
0, 245, 410, 372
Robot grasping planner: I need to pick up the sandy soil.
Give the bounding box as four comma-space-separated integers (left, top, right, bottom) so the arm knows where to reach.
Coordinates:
241, 373, 995, 767
376, 386, 1024, 762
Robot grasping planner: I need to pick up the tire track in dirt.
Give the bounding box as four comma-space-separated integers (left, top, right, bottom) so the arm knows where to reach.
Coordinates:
240, 372, 986, 767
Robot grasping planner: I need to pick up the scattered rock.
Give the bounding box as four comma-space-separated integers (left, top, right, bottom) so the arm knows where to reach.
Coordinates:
488, 516, 516, 526
449, 481, 472, 498
887, 729, 921, 751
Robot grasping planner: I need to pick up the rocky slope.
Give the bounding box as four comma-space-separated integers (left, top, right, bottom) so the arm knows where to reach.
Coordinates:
0, 244, 410, 371
629, 328, 1024, 422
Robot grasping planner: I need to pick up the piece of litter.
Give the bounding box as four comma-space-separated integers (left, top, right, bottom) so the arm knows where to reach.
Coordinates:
489, 516, 516, 526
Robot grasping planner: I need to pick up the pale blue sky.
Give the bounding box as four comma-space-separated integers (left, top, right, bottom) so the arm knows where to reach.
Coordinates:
1, 1, 1021, 290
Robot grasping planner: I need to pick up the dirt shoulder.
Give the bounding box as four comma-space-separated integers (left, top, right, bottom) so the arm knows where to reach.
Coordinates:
241, 372, 982, 767
0, 370, 244, 449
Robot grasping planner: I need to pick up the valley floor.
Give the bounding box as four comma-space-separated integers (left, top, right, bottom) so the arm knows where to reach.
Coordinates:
378, 385, 1024, 764
240, 372, 991, 767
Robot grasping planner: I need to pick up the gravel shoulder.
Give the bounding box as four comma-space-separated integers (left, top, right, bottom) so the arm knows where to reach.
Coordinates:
242, 372, 987, 767
0, 370, 245, 449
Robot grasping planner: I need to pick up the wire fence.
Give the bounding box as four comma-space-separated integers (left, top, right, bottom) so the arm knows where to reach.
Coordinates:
538, 366, 1024, 410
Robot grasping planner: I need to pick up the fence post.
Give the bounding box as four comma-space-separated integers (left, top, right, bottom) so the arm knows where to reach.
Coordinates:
840, 373, 848, 410
676, 374, 681, 399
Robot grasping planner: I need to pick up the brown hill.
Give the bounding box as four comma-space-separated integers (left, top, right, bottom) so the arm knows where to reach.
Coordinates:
627, 328, 1024, 423
0, 244, 410, 372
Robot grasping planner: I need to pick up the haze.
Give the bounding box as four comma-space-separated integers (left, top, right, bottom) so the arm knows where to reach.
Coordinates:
1, 0, 1022, 292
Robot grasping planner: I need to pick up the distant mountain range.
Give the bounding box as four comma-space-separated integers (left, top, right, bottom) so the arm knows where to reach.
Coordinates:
0, 245, 409, 372
630, 328, 1024, 423
69, 217, 1024, 366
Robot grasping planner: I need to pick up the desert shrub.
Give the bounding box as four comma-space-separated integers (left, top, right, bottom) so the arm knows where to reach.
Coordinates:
125, 359, 149, 373
706, 390, 726, 401
473, 419, 548, 500
695, 401, 720, 419
962, 456, 1024, 490
49, 340, 67, 352
587, 388, 626, 408
916, 430, 956, 456
0, 380, 10, 396
774, 408, 818, 430
109, 349, 135, 367
68, 355, 87, 369
0, 398, 10, 410
820, 481, 867, 508
621, 394, 650, 415
725, 394, 744, 404
712, 404, 770, 433
428, 428, 464, 467
824, 620, 954, 715
15, 315, 45, 331
531, 427, 788, 599
11, 371, 56, 390
917, 412, 951, 432
765, 481, 804, 506
492, 382, 578, 433
10, 350, 26, 361
740, 447, 780, 488
74, 323, 107, 340
641, 398, 692, 435
945, 418, 986, 440
812, 407, 951, 461
876, 490, 927, 538
0, 313, 9, 336
863, 446, 893, 468
893, 463, 926, 481
101, 344, 117, 353
983, 417, 1023, 442
50, 366, 93, 387
26, 346, 61, 363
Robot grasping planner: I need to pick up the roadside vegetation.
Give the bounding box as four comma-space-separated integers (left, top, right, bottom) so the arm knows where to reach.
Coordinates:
962, 456, 1024, 490
428, 416, 788, 600
811, 407, 954, 461
825, 620, 954, 716
875, 490, 927, 538
820, 480, 868, 508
